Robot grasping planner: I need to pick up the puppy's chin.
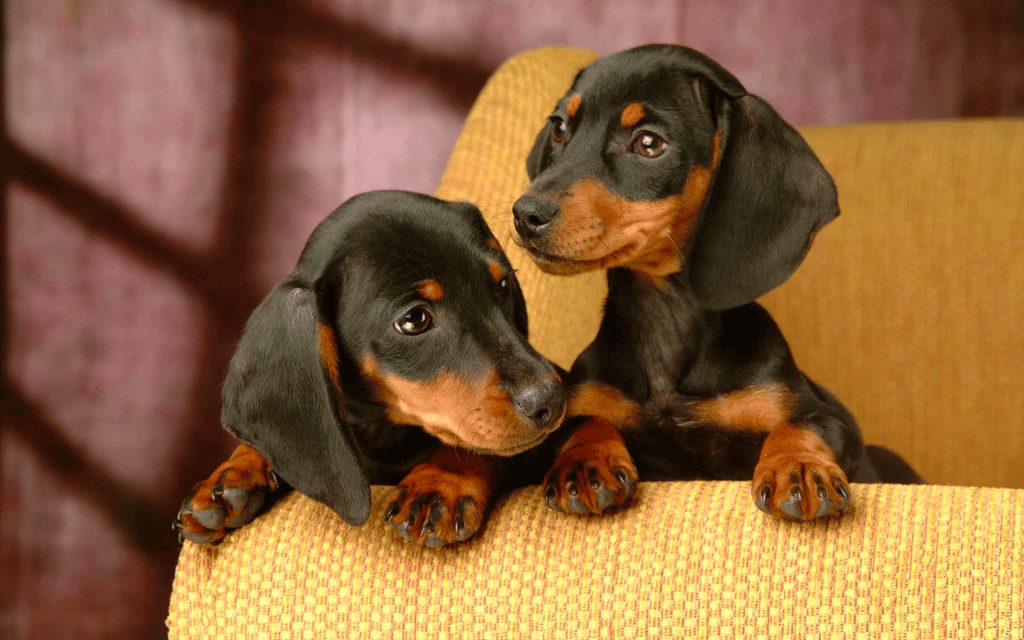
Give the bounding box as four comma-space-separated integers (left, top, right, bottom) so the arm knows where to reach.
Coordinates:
519, 231, 683, 278
525, 250, 596, 276
428, 425, 557, 457
510, 230, 613, 275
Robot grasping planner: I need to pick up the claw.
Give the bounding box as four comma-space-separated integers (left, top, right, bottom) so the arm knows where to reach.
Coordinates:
544, 484, 563, 512
615, 468, 637, 500
836, 483, 850, 502
755, 484, 772, 514
421, 497, 444, 535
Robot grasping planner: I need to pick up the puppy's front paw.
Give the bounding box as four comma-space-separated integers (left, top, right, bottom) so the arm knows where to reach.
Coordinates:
174, 444, 278, 545
543, 417, 637, 515
752, 453, 849, 521
384, 462, 490, 548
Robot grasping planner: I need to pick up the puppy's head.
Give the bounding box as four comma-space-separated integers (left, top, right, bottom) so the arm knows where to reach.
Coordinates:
511, 45, 838, 309
222, 191, 564, 525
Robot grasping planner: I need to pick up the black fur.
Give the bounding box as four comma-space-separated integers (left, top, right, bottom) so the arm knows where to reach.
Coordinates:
222, 191, 565, 526
512, 45, 921, 506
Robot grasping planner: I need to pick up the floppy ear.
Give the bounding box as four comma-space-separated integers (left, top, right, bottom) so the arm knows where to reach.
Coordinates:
220, 278, 371, 525
525, 119, 554, 180
685, 92, 839, 310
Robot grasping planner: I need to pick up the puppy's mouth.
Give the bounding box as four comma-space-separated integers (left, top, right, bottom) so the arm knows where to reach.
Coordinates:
432, 415, 563, 457
510, 212, 644, 275
520, 242, 639, 276
444, 400, 566, 456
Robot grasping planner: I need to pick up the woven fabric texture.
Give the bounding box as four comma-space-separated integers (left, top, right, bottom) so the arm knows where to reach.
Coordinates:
168, 484, 1022, 639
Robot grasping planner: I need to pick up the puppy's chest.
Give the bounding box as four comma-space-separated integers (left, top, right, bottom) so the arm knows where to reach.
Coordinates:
631, 343, 790, 435
348, 414, 437, 484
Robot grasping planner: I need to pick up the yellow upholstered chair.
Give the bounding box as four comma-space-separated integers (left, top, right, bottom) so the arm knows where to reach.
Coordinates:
168, 47, 1024, 639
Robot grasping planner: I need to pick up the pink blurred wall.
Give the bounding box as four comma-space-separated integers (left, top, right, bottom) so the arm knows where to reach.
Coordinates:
3, 0, 1023, 638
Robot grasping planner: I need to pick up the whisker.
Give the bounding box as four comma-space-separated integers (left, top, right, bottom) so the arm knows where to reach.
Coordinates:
593, 222, 640, 242
596, 234, 625, 266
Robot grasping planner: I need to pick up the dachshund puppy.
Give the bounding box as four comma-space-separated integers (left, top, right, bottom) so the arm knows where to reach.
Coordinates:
511, 45, 921, 522
175, 191, 565, 547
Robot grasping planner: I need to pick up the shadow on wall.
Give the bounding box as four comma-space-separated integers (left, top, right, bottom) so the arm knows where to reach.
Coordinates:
2, 2, 496, 638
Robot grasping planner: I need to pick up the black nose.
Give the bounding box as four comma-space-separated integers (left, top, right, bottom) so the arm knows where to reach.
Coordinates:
512, 195, 559, 240
510, 379, 566, 430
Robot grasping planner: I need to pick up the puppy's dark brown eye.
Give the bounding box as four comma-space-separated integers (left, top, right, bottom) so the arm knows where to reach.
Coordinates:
499, 276, 510, 295
395, 307, 433, 335
551, 117, 568, 144
633, 131, 667, 158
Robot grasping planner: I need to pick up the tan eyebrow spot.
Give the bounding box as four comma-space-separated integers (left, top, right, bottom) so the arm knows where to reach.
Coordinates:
620, 102, 645, 128
566, 92, 582, 118
485, 237, 502, 251
418, 279, 444, 301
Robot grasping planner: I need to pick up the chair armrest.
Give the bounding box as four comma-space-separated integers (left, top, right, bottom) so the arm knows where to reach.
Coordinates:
168, 483, 1023, 638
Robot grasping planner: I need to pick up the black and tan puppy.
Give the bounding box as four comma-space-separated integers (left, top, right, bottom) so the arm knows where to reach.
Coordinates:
511, 45, 921, 522
175, 191, 565, 547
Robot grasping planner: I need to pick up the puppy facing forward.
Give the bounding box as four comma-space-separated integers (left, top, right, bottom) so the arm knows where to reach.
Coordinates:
511, 45, 922, 522
175, 191, 565, 547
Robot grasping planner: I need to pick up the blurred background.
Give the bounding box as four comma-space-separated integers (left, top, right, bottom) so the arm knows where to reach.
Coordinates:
3, 0, 1023, 638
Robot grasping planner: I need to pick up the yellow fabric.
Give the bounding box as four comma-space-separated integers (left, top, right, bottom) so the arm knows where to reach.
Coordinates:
168, 46, 1024, 638
169, 485, 1023, 639
764, 121, 1024, 490
435, 46, 604, 370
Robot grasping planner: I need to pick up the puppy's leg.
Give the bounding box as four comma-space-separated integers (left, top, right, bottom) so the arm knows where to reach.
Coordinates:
543, 417, 638, 515
384, 445, 500, 547
751, 421, 851, 521
175, 443, 280, 544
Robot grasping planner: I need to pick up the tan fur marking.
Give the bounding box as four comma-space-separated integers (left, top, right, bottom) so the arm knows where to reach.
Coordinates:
620, 102, 645, 128
565, 92, 582, 117
399, 446, 496, 501
487, 258, 504, 284
317, 324, 341, 393
526, 170, 712, 277
759, 422, 834, 460
752, 422, 847, 520
568, 381, 641, 429
418, 279, 445, 302
557, 416, 627, 454
359, 357, 558, 455
485, 237, 502, 251
387, 445, 500, 545
544, 416, 638, 514
691, 383, 794, 432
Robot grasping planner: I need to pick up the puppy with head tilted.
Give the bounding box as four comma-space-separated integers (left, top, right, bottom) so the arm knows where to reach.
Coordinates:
175, 191, 566, 547
511, 45, 921, 522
